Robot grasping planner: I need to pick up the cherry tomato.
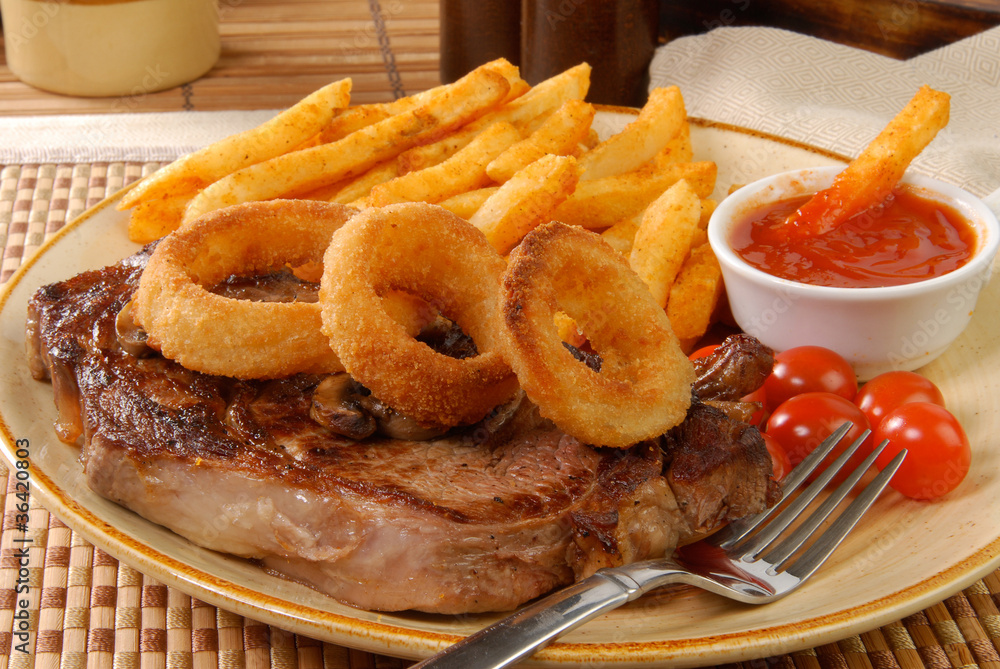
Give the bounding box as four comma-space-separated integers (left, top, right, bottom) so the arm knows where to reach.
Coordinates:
874, 402, 970, 500
743, 386, 768, 427
763, 346, 858, 411
761, 431, 791, 482
854, 371, 945, 429
766, 392, 872, 484
688, 344, 719, 361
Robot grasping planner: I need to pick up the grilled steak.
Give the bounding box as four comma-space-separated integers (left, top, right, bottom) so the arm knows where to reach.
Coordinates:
26, 247, 779, 614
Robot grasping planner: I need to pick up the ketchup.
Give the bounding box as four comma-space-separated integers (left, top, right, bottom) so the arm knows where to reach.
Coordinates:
730, 186, 977, 288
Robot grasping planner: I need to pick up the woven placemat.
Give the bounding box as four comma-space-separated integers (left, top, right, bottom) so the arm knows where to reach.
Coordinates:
0, 0, 441, 115
2, 163, 1000, 669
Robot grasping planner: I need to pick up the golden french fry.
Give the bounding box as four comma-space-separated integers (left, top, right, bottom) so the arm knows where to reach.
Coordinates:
577, 86, 687, 180
698, 198, 717, 229
486, 100, 595, 183
326, 159, 401, 204
554, 311, 586, 348
119, 78, 353, 212
653, 120, 693, 166
629, 179, 702, 309
127, 192, 197, 244
600, 218, 640, 255
437, 187, 499, 219
368, 121, 522, 207
787, 85, 950, 236
471, 154, 581, 254
316, 104, 393, 144
397, 63, 591, 175
183, 64, 512, 222
666, 242, 724, 342
549, 160, 717, 230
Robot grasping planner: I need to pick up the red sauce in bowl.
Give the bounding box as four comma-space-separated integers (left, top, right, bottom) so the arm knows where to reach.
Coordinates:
730, 185, 977, 288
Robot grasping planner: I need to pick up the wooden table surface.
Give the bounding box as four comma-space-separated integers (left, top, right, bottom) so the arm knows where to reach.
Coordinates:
1, 0, 997, 116
2, 3, 1000, 669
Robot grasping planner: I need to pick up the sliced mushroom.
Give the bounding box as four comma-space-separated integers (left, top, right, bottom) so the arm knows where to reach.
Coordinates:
115, 299, 154, 358
360, 395, 451, 441
310, 374, 376, 440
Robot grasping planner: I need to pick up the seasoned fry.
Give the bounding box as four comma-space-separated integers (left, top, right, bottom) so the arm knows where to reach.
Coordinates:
397, 63, 592, 175
577, 86, 688, 180
548, 160, 717, 230
629, 179, 702, 309
438, 187, 498, 219
368, 122, 521, 207
120, 78, 353, 213
471, 154, 581, 254
666, 242, 724, 343
127, 192, 197, 244
486, 99, 595, 183
600, 217, 640, 255
183, 65, 512, 222
785, 85, 950, 236
653, 121, 694, 166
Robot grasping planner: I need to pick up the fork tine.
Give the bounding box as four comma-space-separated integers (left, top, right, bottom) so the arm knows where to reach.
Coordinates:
719, 422, 853, 548
730, 426, 871, 556
761, 438, 890, 569
786, 448, 907, 580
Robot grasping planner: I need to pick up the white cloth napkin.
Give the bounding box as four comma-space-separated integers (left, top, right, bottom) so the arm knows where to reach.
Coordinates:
0, 109, 279, 164
648, 25, 1000, 199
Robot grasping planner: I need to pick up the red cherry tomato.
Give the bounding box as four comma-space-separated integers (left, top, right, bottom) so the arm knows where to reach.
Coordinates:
688, 344, 719, 361
761, 431, 791, 482
766, 392, 872, 484
763, 346, 858, 411
874, 402, 970, 500
743, 386, 768, 427
854, 371, 945, 430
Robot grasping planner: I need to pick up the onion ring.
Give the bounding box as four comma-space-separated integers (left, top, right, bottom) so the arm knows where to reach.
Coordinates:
319, 202, 518, 427
498, 221, 694, 448
134, 199, 356, 379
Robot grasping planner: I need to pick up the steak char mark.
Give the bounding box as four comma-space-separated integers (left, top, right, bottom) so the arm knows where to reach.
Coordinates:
27, 248, 779, 613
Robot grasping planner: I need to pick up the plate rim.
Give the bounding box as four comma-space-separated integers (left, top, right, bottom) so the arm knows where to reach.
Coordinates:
1, 120, 998, 666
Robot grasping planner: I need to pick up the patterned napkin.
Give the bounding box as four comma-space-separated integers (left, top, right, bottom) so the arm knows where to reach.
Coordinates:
648, 25, 1000, 199
0, 109, 277, 164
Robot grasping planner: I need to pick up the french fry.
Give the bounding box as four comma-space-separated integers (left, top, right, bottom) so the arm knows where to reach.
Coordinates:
577, 86, 688, 180
786, 85, 950, 236
629, 179, 702, 309
486, 99, 595, 183
119, 78, 353, 213
554, 312, 586, 348
397, 63, 591, 175
653, 121, 693, 166
548, 160, 717, 230
368, 121, 522, 207
471, 154, 581, 254
666, 242, 724, 342
126, 192, 197, 244
326, 159, 401, 205
437, 187, 498, 219
600, 217, 640, 255
182, 64, 513, 222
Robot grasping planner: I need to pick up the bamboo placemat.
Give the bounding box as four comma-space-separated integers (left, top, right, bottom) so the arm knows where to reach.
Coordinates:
0, 0, 441, 115
2, 161, 1000, 669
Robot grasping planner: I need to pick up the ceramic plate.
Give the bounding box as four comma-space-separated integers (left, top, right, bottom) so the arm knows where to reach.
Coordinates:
2, 114, 999, 668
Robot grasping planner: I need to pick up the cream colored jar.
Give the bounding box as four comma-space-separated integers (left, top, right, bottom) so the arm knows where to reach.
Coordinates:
0, 0, 220, 97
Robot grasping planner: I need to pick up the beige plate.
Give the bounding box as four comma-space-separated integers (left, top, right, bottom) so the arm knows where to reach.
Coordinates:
1, 114, 999, 668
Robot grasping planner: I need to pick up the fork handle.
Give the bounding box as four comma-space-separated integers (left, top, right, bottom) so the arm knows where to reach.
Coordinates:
410, 562, 687, 669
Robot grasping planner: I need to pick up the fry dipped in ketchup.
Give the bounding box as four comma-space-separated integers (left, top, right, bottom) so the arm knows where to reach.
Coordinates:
784, 86, 951, 238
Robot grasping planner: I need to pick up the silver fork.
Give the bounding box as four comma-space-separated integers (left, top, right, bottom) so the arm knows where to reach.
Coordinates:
412, 422, 906, 669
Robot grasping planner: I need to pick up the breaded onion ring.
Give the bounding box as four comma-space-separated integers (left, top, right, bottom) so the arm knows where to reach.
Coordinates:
319, 202, 518, 427
134, 200, 355, 379
499, 221, 695, 448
